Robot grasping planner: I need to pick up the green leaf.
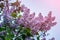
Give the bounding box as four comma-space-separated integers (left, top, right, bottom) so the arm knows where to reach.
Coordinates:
0, 36, 5, 40
5, 37, 11, 40
36, 32, 39, 35
6, 27, 14, 39
0, 27, 5, 32
24, 28, 32, 37
37, 36, 40, 40
21, 34, 26, 40
10, 12, 17, 18
16, 37, 22, 40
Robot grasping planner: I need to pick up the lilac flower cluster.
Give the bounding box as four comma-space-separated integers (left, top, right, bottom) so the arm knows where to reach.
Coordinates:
16, 5, 56, 35
0, 0, 57, 40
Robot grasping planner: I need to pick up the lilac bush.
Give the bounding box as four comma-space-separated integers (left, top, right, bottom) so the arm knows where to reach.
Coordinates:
0, 0, 56, 40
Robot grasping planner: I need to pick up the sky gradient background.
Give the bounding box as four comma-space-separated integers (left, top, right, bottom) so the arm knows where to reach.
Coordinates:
9, 0, 60, 40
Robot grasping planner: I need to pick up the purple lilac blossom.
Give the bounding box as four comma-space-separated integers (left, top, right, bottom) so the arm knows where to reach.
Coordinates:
0, 0, 57, 40
16, 5, 56, 35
